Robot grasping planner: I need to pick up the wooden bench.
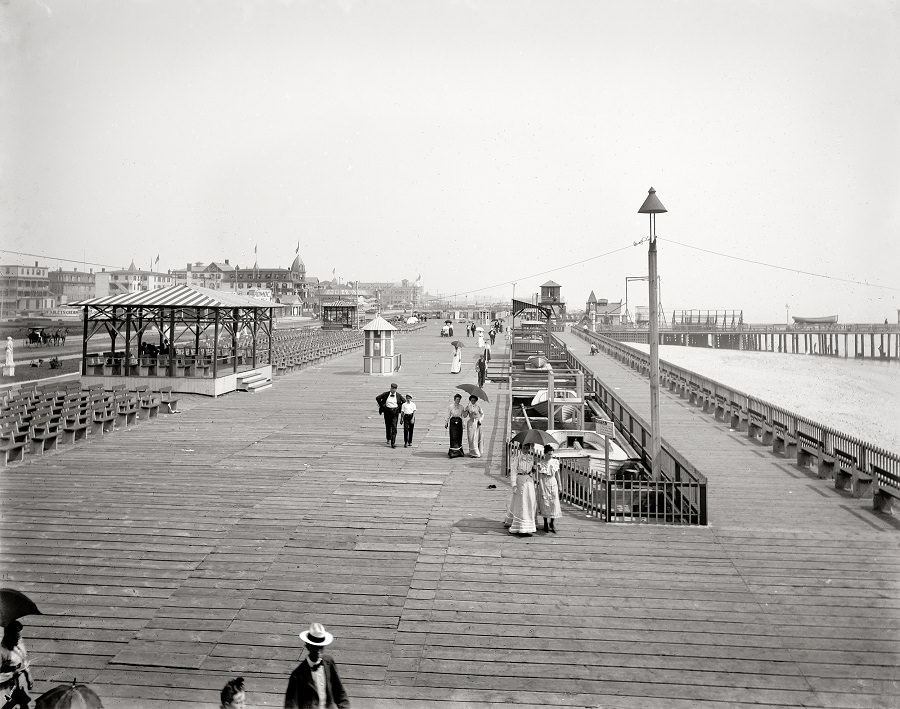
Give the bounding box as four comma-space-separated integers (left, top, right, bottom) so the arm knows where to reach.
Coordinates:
772, 422, 797, 458
139, 394, 160, 420
92, 404, 117, 435
873, 465, 900, 514
0, 439, 26, 466
157, 387, 180, 414
796, 432, 822, 472
832, 448, 873, 498
30, 417, 59, 455
116, 397, 139, 428
61, 411, 89, 445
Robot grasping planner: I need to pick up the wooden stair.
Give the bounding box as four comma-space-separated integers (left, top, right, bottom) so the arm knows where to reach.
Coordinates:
237, 371, 272, 392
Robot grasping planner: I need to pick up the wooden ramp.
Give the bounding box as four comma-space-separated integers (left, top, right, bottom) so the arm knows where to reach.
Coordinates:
1, 324, 899, 708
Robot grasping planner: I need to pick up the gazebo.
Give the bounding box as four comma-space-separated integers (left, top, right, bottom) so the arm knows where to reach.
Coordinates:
71, 284, 283, 396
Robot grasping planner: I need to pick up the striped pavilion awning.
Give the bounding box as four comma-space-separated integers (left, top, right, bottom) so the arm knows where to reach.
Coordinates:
70, 284, 285, 309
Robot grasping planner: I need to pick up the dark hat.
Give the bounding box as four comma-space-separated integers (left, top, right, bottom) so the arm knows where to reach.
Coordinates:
390, 383, 398, 389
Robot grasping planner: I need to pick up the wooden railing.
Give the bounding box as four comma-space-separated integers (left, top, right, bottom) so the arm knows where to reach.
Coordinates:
569, 327, 900, 513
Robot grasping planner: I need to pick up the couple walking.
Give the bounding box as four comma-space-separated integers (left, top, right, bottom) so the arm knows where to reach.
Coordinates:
445, 393, 485, 458
504, 444, 561, 535
375, 383, 417, 448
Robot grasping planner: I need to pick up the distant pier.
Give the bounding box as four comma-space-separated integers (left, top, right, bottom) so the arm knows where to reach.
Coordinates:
597, 323, 900, 359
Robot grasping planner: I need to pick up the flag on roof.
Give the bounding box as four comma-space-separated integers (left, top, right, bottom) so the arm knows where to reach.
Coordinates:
296, 241, 300, 255
155, 254, 159, 264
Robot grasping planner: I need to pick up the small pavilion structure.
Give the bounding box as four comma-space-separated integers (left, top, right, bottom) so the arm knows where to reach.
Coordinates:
321, 299, 359, 330
362, 314, 400, 375
71, 284, 283, 396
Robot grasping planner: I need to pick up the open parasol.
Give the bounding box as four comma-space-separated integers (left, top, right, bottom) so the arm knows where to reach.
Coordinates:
35, 679, 104, 709
450, 340, 464, 348
456, 383, 489, 402
0, 588, 42, 627
510, 429, 558, 448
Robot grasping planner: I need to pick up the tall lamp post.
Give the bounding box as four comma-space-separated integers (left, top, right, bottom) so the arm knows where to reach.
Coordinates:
638, 186, 666, 479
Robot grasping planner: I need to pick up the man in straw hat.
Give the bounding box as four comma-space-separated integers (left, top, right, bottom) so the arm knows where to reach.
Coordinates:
284, 622, 349, 709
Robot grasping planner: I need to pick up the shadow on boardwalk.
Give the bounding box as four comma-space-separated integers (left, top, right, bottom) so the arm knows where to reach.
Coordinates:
2, 323, 898, 708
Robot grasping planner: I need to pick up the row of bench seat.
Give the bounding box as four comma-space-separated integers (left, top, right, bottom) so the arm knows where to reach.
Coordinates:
0, 382, 180, 467
661, 370, 900, 514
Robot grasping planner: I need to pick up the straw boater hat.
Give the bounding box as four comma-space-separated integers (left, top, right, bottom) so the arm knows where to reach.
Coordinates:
299, 622, 333, 646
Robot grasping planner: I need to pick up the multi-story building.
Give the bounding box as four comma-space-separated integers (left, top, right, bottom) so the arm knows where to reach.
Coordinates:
99, 261, 175, 297
584, 291, 624, 329
171, 261, 235, 290
222, 255, 312, 309
0, 262, 55, 317
48, 268, 96, 305
357, 279, 421, 308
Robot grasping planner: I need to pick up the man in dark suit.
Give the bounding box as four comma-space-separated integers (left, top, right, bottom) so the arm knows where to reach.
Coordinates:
284, 623, 349, 709
375, 382, 404, 448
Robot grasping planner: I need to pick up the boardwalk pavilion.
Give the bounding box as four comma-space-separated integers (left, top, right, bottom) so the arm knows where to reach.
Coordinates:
71, 284, 282, 396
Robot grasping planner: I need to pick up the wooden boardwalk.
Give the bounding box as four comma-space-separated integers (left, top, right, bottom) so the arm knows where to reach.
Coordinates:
2, 324, 899, 708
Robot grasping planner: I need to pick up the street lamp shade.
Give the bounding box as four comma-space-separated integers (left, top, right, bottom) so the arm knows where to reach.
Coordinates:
638, 187, 667, 214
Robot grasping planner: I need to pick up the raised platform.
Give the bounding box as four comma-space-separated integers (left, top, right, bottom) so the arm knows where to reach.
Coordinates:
80, 365, 273, 397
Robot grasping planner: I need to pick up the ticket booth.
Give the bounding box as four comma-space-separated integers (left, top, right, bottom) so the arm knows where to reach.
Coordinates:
363, 315, 400, 375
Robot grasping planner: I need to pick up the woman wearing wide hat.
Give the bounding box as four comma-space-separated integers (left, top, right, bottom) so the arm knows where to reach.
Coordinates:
284, 623, 349, 708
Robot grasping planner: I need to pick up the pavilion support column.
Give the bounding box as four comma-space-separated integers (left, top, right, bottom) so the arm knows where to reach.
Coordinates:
168, 308, 176, 377
251, 308, 258, 368
212, 309, 220, 378
81, 306, 89, 376
232, 308, 238, 374
124, 307, 132, 377
268, 307, 274, 366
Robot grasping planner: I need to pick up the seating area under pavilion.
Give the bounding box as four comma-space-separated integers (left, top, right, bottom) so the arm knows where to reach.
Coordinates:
71, 285, 282, 396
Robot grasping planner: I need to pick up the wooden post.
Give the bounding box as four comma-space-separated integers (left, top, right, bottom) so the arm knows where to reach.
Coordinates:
124, 306, 132, 376
168, 308, 176, 377
81, 306, 89, 376
212, 309, 219, 378
251, 308, 258, 368
232, 308, 238, 373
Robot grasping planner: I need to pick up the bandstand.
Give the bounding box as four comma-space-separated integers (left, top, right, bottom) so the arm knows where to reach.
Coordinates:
71, 285, 283, 396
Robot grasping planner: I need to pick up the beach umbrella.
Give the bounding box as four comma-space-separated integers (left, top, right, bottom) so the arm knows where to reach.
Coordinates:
35, 679, 104, 709
450, 340, 464, 348
510, 429, 558, 448
0, 588, 41, 627
456, 383, 489, 402
406, 316, 418, 324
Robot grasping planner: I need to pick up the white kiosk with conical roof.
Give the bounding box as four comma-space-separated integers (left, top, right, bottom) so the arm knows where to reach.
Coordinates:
362, 314, 400, 375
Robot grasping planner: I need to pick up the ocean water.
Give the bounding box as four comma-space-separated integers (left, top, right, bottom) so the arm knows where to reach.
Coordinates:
627, 343, 900, 455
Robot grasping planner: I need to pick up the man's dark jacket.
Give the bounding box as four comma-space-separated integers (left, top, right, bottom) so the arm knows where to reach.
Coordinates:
375, 389, 404, 415
284, 655, 349, 709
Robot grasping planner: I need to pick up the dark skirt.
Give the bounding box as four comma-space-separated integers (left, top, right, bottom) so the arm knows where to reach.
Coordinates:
448, 416, 465, 457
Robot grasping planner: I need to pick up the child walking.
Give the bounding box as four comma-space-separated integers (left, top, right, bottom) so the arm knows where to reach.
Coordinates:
401, 394, 417, 448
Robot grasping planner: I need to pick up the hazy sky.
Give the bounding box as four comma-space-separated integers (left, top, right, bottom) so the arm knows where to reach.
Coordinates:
2, 0, 898, 322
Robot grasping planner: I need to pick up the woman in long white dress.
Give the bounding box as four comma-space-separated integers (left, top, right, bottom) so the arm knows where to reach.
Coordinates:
464, 395, 484, 457
450, 344, 462, 374
504, 443, 539, 535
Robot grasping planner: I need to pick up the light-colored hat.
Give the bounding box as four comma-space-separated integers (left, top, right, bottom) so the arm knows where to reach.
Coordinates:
299, 622, 333, 646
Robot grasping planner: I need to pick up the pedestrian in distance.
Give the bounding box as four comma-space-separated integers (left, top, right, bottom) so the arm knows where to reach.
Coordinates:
445, 393, 466, 458
401, 394, 417, 447
284, 622, 350, 709
535, 445, 562, 533
476, 355, 486, 388
375, 383, 404, 448
450, 343, 462, 374
464, 394, 484, 458
219, 677, 246, 709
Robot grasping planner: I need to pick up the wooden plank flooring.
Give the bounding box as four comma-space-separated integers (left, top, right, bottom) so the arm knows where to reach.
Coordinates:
1, 325, 898, 708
